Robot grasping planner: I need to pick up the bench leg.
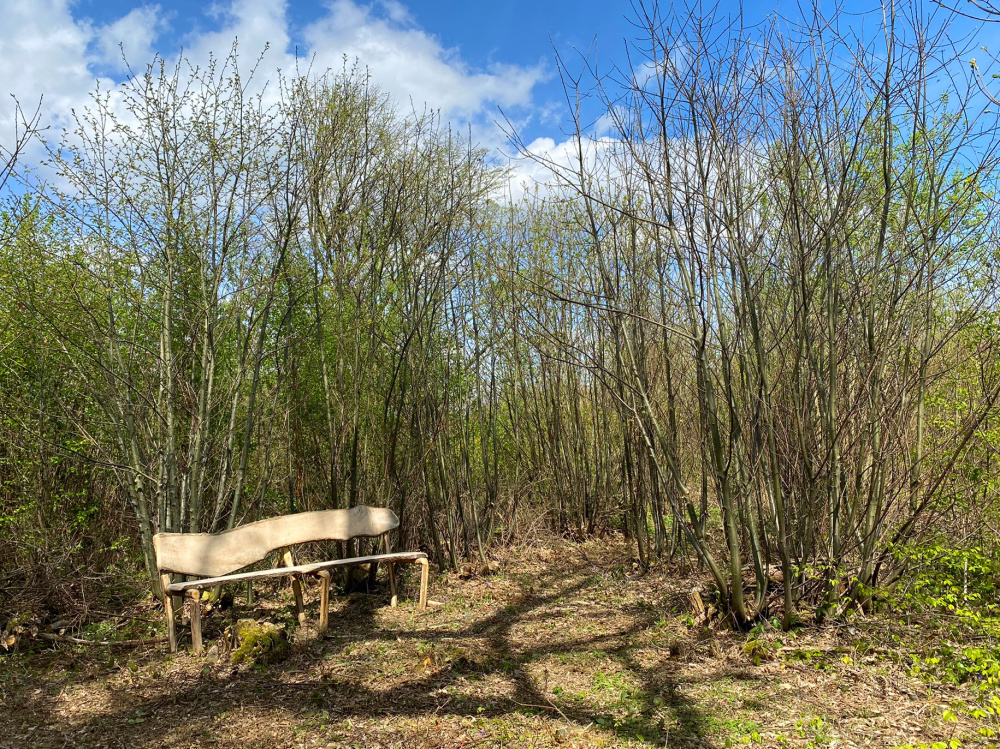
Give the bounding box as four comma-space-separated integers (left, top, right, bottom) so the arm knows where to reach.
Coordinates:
388, 563, 398, 608
282, 549, 307, 627
160, 574, 177, 653
187, 590, 202, 655
164, 595, 177, 653
162, 594, 177, 654
291, 576, 306, 626
417, 557, 429, 610
318, 571, 330, 636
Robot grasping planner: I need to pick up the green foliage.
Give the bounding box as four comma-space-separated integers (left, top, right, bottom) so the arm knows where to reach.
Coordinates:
891, 543, 1000, 623
742, 638, 779, 666
905, 645, 1000, 693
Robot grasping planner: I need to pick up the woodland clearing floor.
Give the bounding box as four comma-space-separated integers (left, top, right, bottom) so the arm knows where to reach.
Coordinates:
1, 537, 997, 749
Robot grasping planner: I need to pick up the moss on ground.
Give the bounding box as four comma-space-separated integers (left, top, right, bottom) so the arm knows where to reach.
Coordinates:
229, 619, 289, 666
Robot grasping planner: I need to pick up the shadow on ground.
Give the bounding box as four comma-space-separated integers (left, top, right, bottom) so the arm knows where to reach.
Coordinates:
1, 545, 739, 748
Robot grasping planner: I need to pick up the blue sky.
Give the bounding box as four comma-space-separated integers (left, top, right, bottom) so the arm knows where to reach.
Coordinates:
0, 0, 640, 141
69, 0, 637, 66
0, 0, 994, 191
66, 0, 637, 74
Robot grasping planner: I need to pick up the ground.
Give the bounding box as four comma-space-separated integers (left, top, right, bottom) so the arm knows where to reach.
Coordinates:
1, 538, 997, 748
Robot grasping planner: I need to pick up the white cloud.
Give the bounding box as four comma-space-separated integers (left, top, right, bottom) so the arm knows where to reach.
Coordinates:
631, 45, 687, 90
378, 0, 413, 25
178, 0, 290, 75
594, 105, 626, 136
92, 5, 166, 74
0, 0, 551, 191
0, 0, 101, 129
302, 0, 546, 120
504, 134, 621, 202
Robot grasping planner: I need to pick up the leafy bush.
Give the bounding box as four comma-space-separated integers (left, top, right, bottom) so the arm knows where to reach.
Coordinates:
891, 543, 1000, 622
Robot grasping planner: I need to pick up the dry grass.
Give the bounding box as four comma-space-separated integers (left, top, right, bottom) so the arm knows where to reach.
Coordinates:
0, 537, 996, 748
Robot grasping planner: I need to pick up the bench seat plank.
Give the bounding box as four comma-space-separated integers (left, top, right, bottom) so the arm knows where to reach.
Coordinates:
164, 552, 427, 593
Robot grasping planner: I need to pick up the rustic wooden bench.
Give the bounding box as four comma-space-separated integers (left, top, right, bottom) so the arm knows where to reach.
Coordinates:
153, 505, 428, 654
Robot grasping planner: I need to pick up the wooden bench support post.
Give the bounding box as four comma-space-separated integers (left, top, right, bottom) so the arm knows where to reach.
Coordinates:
283, 549, 306, 626
418, 557, 429, 610
387, 563, 398, 607
161, 574, 177, 654
317, 571, 330, 635
292, 575, 306, 626
187, 589, 202, 655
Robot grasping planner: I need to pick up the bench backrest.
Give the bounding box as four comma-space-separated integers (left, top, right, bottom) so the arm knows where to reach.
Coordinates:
152, 506, 399, 578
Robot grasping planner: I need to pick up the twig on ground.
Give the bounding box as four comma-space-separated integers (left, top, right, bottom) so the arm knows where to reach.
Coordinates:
513, 699, 571, 723
36, 633, 165, 647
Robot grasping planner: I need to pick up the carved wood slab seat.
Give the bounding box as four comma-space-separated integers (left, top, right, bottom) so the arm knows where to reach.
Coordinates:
152, 506, 428, 654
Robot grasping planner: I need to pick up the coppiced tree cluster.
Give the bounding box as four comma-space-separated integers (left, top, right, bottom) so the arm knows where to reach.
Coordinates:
517, 2, 1000, 626
2, 2, 1000, 628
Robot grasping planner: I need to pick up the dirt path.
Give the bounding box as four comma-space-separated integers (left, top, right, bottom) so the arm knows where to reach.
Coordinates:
0, 539, 991, 748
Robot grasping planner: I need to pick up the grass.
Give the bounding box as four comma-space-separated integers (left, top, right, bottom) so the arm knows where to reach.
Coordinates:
0, 537, 997, 748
